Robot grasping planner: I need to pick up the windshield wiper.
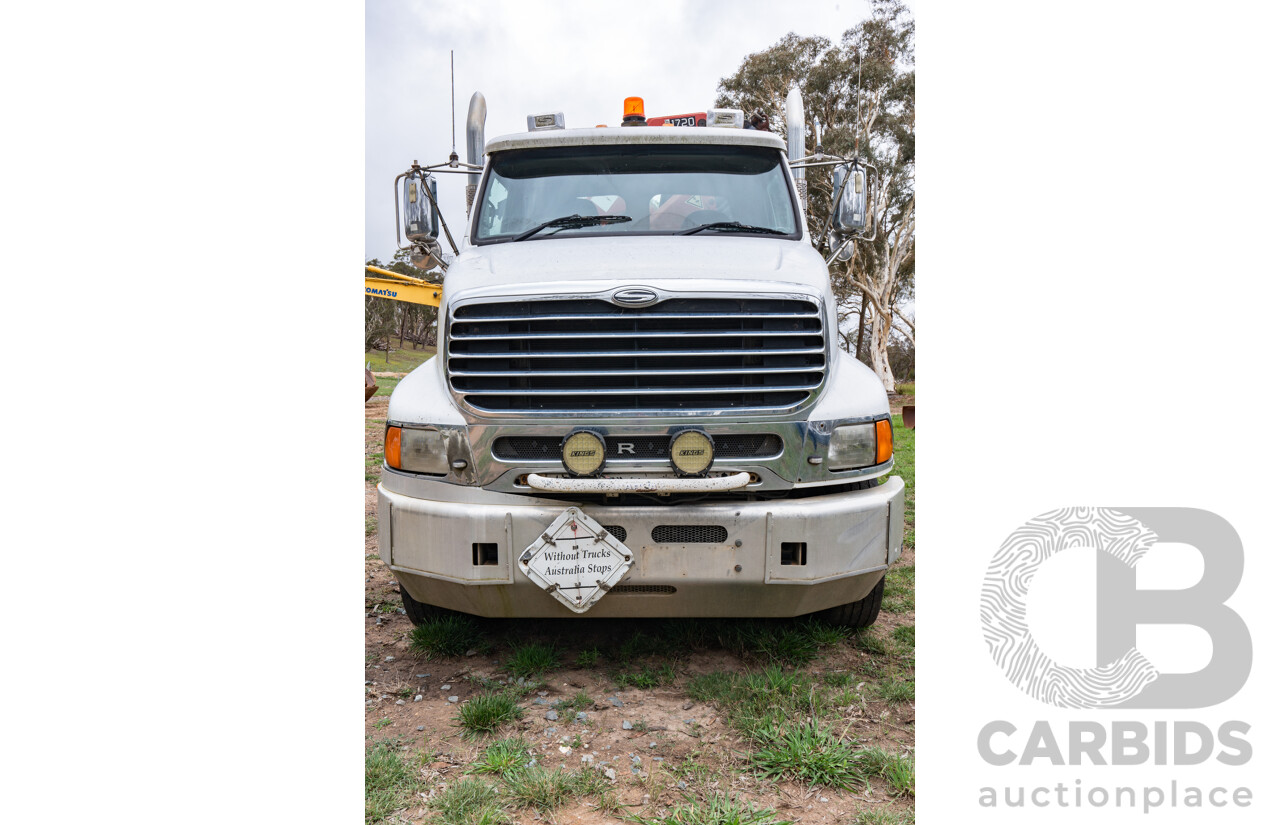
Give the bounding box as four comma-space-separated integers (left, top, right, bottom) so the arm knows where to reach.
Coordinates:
512, 214, 632, 242
679, 221, 787, 236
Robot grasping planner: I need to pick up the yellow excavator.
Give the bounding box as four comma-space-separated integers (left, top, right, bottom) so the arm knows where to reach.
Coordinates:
364, 265, 442, 401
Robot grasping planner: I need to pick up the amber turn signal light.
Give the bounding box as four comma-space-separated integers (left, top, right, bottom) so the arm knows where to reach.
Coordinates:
875, 419, 893, 464
385, 426, 402, 469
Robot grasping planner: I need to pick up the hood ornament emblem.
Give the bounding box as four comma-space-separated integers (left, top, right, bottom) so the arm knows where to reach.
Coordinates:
611, 287, 659, 307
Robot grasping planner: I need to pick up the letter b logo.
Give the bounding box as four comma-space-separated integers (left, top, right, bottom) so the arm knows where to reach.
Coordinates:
980, 508, 1251, 708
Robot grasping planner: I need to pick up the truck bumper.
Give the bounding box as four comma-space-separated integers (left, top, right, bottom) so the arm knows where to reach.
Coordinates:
377, 476, 905, 618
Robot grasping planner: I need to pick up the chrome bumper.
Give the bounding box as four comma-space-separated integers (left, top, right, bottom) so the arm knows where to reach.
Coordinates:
377, 475, 905, 618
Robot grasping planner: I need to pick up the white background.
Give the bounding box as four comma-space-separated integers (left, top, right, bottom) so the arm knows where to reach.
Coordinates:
921, 1, 1280, 821
1, 0, 1277, 822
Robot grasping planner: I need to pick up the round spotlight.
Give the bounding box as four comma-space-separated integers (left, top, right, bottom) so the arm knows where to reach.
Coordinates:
670, 430, 714, 476
561, 430, 606, 477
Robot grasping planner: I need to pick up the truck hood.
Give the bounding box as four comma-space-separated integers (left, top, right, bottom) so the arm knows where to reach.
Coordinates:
443, 235, 831, 302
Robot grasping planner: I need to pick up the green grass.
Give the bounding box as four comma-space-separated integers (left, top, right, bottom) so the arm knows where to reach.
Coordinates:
630, 792, 792, 825
615, 663, 677, 689
364, 345, 437, 374
894, 382, 915, 396
456, 692, 524, 737
365, 742, 426, 824
687, 666, 820, 741
860, 748, 916, 797
874, 674, 915, 704
852, 629, 889, 655
748, 720, 868, 790
555, 691, 593, 712
365, 515, 377, 537
854, 811, 914, 825
408, 615, 485, 659
501, 767, 574, 811
892, 414, 914, 549
470, 738, 532, 777
427, 778, 507, 825
891, 624, 915, 654
575, 647, 601, 668
882, 565, 915, 614
504, 643, 558, 678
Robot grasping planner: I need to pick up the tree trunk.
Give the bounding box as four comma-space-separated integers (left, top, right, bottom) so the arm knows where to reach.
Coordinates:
868, 309, 895, 392
855, 294, 868, 361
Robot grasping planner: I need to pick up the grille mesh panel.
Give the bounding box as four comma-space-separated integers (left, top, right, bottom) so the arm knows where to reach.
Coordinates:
448, 297, 824, 412
492, 434, 782, 461
613, 585, 677, 595
651, 525, 729, 544
603, 525, 627, 543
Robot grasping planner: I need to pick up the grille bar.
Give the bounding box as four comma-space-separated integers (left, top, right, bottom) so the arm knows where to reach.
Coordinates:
453, 329, 821, 341
452, 346, 826, 359
453, 383, 821, 397
451, 366, 823, 378
448, 297, 825, 413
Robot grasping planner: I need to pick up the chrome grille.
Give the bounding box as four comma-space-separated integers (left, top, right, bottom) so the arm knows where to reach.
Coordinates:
491, 433, 784, 461
447, 297, 825, 413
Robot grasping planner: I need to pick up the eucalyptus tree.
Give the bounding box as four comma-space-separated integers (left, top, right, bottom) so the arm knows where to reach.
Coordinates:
716, 0, 914, 391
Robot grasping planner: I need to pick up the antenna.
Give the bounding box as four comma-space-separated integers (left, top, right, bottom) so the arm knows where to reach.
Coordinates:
450, 50, 457, 159
855, 45, 865, 159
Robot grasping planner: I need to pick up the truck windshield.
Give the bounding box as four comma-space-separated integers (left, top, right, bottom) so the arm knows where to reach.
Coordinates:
473, 144, 800, 243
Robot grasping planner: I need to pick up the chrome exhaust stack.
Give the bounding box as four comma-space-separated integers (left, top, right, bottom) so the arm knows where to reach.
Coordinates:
465, 91, 487, 216
785, 87, 806, 210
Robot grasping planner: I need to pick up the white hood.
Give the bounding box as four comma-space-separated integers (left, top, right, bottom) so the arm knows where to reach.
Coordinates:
443, 235, 831, 303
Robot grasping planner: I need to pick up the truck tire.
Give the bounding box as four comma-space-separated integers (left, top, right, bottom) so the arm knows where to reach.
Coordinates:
400, 585, 457, 626
813, 574, 885, 629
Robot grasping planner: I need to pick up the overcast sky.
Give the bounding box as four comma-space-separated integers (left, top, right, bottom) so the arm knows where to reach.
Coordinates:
366, 0, 875, 262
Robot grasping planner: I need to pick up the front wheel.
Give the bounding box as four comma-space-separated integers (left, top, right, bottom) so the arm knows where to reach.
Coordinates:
400, 585, 459, 626
812, 575, 885, 629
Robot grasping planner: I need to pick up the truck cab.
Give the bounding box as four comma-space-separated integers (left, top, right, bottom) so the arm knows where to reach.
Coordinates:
378, 98, 904, 626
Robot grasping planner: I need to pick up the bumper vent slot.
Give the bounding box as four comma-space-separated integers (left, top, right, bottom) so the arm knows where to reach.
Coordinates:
448, 297, 825, 413
493, 434, 783, 461
613, 585, 677, 595
652, 525, 729, 544
603, 525, 627, 543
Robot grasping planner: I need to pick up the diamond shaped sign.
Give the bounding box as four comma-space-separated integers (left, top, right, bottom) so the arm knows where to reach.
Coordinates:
518, 507, 634, 614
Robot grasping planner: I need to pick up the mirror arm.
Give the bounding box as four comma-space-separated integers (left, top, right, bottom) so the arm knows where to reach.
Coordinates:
417, 170, 459, 257
824, 236, 854, 266
393, 169, 411, 251
816, 165, 854, 249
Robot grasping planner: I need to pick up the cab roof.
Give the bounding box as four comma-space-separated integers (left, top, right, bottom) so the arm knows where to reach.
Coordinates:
484, 126, 786, 155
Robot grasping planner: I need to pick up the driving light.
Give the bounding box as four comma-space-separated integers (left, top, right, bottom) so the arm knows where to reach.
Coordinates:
387, 426, 450, 474
562, 430, 606, 476
670, 430, 714, 476
827, 423, 877, 471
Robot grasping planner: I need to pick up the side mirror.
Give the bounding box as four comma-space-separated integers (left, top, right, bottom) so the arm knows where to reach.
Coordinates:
830, 163, 868, 234
402, 170, 440, 241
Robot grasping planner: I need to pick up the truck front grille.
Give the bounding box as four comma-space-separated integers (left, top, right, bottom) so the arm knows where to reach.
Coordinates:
447, 297, 825, 413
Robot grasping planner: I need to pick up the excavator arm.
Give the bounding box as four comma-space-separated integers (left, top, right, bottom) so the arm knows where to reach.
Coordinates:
364, 265, 441, 307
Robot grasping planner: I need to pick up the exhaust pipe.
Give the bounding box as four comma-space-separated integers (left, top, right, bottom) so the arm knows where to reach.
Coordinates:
785, 87, 806, 209
465, 91, 487, 215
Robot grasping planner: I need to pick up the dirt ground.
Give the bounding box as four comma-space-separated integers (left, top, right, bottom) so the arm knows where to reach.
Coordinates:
364, 394, 915, 824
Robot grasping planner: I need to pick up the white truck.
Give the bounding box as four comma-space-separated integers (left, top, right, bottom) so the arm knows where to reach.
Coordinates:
377, 91, 904, 627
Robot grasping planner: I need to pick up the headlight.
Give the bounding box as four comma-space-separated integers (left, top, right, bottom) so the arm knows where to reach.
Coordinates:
385, 426, 450, 474
827, 419, 893, 470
